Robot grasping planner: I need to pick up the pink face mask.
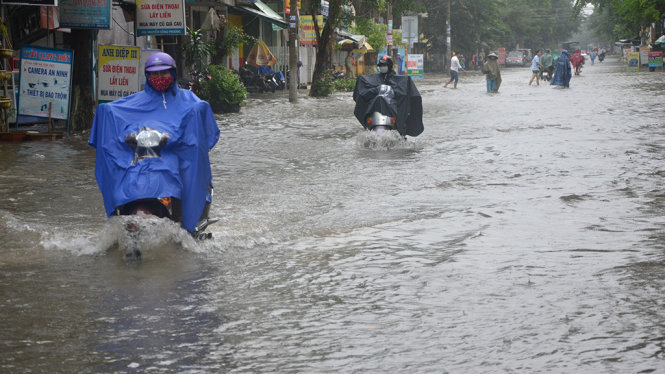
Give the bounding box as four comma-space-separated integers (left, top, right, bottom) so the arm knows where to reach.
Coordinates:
149, 75, 174, 92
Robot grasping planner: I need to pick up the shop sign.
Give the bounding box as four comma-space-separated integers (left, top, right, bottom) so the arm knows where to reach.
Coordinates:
17, 45, 73, 120
136, 0, 186, 36
299, 15, 323, 46
59, 0, 111, 29
97, 45, 140, 103
648, 51, 663, 68
627, 51, 640, 72
407, 53, 424, 79
0, 0, 56, 5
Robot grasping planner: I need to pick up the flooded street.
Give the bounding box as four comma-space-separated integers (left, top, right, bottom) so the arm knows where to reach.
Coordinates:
2, 56, 665, 372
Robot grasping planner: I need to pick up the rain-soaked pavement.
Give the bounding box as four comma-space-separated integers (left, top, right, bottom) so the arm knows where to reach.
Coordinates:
2, 56, 665, 373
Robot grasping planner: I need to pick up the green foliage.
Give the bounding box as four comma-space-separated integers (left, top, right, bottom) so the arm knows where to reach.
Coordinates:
418, 0, 580, 65
391, 30, 408, 50
218, 25, 256, 57
350, 18, 387, 51
200, 65, 248, 113
332, 77, 356, 92
310, 70, 355, 97
310, 71, 335, 97
576, 0, 665, 40
183, 27, 214, 73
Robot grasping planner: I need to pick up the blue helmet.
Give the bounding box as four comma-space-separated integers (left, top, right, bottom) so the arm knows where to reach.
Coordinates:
145, 52, 176, 75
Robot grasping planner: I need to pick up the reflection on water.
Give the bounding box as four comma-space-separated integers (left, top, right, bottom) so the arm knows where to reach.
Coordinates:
2, 57, 665, 372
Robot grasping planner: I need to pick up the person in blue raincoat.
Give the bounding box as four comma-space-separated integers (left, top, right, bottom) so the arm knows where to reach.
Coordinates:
89, 52, 220, 233
550, 49, 572, 88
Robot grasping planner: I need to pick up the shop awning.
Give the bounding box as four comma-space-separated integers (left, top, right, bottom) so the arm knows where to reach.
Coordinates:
230, 0, 287, 30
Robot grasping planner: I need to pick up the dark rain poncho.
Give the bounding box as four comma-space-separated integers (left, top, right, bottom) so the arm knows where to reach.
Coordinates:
551, 50, 572, 88
89, 83, 220, 232
481, 59, 502, 89
353, 72, 424, 137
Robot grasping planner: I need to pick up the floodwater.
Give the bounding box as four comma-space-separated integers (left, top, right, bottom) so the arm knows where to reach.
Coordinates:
2, 57, 665, 373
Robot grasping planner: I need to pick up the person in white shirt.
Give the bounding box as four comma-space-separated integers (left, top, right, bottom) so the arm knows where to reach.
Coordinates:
444, 52, 465, 88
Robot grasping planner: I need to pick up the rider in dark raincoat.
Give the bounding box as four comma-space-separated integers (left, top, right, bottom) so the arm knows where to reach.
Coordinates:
551, 49, 572, 88
353, 55, 423, 137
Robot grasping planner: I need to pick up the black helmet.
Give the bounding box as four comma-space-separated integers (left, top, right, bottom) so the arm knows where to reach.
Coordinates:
378, 55, 394, 71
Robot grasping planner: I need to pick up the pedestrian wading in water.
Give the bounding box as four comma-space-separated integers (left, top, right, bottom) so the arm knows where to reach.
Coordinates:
444, 52, 465, 89
481, 52, 501, 93
528, 49, 543, 86
551, 49, 572, 88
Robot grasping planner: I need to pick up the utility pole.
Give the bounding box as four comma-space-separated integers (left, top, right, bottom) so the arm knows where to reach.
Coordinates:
445, 0, 451, 71
287, 6, 298, 103
387, 3, 394, 60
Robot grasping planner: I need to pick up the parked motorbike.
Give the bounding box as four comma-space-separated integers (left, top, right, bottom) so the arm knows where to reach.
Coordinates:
179, 69, 213, 99
261, 72, 279, 92
274, 71, 286, 90
239, 64, 281, 93
331, 70, 346, 80
239, 64, 262, 92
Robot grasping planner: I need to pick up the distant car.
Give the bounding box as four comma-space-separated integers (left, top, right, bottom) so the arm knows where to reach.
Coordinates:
515, 48, 533, 62
506, 50, 526, 66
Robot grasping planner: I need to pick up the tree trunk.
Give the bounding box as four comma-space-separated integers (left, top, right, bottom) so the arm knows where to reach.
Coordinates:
309, 0, 344, 97
69, 29, 95, 132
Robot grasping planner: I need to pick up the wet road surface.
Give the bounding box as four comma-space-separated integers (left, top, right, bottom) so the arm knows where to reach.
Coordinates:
2, 56, 665, 372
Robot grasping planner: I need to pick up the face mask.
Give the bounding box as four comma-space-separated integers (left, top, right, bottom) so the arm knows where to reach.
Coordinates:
379, 66, 389, 74
149, 75, 174, 92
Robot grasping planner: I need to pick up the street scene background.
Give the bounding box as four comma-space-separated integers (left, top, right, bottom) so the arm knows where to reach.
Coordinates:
1, 56, 665, 372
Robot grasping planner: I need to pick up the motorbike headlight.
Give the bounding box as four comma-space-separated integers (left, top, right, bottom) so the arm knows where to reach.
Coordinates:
135, 128, 166, 148
378, 84, 395, 99
125, 126, 170, 165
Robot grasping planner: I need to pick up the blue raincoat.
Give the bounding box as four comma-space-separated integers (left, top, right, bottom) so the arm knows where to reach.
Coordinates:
89, 83, 220, 232
551, 50, 572, 88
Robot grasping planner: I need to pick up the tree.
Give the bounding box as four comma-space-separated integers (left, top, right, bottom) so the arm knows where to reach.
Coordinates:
308, 0, 349, 97
416, 0, 580, 72
349, 18, 387, 52
574, 0, 665, 40
183, 27, 214, 74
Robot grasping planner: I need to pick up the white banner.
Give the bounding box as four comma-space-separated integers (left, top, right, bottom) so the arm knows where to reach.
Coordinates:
136, 0, 185, 36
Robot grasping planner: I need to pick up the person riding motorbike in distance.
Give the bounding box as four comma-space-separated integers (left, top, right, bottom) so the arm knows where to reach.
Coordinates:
352, 55, 424, 137
89, 51, 220, 237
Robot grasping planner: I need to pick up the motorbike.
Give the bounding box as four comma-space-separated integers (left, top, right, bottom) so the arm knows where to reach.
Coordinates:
261, 72, 279, 92
540, 66, 554, 81
274, 71, 286, 90
363, 85, 398, 134
239, 64, 263, 93
181, 69, 211, 96
239, 65, 281, 93
90, 83, 221, 261
115, 127, 218, 259
353, 73, 423, 139
331, 70, 346, 80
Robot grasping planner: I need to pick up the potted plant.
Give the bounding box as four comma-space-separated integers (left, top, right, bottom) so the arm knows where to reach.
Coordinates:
200, 65, 247, 113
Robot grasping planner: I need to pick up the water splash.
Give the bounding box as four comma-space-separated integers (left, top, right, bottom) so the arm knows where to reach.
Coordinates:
355, 130, 421, 150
